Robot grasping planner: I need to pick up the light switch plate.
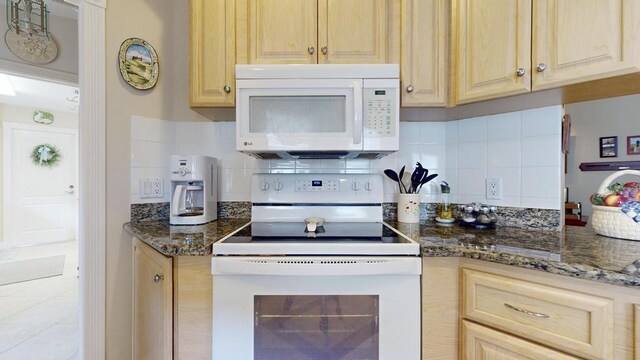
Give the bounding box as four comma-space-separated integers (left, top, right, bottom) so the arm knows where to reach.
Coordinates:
486, 178, 502, 200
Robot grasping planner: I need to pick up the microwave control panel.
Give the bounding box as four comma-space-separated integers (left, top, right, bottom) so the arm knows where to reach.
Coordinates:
363, 88, 397, 138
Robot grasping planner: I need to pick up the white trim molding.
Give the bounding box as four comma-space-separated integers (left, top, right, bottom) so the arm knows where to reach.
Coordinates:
0, 58, 78, 85
67, 0, 106, 359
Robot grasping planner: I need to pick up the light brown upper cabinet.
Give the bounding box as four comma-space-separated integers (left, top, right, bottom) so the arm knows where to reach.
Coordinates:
453, 0, 532, 104
400, 0, 449, 106
190, 0, 236, 107
237, 0, 399, 64
533, 0, 640, 91
454, 0, 640, 105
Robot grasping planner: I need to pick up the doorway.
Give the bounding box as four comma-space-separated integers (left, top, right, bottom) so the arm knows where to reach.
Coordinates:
0, 75, 80, 359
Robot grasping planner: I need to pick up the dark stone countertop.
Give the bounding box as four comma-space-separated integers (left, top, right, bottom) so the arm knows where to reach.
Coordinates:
387, 220, 640, 288
124, 218, 251, 256
124, 219, 640, 288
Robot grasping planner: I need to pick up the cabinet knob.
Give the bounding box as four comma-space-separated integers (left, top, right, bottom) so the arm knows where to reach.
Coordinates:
321, 46, 328, 55
406, 85, 414, 93
223, 85, 231, 93
536, 63, 547, 73
308, 46, 315, 55
515, 68, 526, 77
153, 274, 164, 283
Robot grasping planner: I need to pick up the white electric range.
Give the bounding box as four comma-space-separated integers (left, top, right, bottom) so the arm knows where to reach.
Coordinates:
211, 174, 421, 360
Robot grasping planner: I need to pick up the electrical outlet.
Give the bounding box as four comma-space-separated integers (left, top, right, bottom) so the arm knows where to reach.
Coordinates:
486, 178, 502, 200
152, 179, 163, 196
140, 178, 163, 198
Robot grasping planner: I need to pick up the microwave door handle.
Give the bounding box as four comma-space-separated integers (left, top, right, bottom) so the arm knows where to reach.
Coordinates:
352, 80, 363, 145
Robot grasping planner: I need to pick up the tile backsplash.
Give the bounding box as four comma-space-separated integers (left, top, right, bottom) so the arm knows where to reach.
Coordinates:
130, 105, 563, 210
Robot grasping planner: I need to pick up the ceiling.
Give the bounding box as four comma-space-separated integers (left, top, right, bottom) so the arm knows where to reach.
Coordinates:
0, 74, 79, 113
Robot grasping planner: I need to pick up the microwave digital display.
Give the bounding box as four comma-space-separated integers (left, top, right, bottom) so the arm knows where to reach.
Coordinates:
312, 180, 322, 187
375, 90, 386, 95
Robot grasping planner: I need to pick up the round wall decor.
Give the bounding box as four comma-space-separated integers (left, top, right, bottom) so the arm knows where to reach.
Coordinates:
31, 144, 61, 167
5, 31, 58, 64
33, 111, 55, 125
118, 38, 159, 90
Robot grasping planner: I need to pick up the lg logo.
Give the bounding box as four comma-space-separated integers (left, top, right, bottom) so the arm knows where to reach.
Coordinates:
243, 141, 253, 146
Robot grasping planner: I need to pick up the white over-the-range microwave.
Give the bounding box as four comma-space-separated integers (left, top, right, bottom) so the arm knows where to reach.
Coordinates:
235, 64, 399, 159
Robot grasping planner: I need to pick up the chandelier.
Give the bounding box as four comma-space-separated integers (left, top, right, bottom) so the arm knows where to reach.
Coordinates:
4, 0, 58, 64
6, 0, 50, 38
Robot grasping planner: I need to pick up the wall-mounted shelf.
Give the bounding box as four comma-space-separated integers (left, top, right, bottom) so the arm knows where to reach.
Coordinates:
579, 161, 640, 171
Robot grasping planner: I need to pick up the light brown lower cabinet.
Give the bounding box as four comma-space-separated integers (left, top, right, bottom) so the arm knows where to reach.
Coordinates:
462, 320, 580, 360
132, 238, 213, 360
422, 257, 640, 360
133, 238, 173, 360
132, 245, 640, 359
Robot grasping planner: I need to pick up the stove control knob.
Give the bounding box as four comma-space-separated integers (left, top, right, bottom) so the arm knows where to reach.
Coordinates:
273, 180, 284, 191
260, 179, 270, 192
364, 181, 373, 192
351, 180, 360, 191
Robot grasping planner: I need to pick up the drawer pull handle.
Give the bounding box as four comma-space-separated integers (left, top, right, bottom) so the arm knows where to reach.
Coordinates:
504, 303, 550, 318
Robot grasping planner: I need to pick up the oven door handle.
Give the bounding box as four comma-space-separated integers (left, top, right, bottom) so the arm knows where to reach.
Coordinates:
211, 257, 421, 276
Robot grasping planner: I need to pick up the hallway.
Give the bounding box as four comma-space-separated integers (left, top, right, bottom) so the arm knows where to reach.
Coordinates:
0, 240, 78, 360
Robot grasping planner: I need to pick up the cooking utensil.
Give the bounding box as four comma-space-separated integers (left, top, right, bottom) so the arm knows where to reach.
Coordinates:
410, 167, 425, 194
384, 169, 403, 194
417, 174, 438, 193
398, 165, 408, 193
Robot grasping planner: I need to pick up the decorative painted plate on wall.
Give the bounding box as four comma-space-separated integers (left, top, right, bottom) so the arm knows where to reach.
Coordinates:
118, 38, 159, 90
5, 31, 58, 64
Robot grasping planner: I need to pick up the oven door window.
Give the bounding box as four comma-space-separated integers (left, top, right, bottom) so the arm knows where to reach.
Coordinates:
254, 295, 379, 360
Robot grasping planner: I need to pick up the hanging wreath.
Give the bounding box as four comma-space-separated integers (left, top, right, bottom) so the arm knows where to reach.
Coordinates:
31, 144, 62, 167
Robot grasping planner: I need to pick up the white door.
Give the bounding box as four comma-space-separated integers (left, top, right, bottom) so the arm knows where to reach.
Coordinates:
3, 122, 78, 246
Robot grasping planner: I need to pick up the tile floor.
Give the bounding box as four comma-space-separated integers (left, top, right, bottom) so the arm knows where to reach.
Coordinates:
0, 241, 78, 360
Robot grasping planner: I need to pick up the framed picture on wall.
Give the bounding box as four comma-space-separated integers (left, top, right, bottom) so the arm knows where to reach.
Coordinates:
627, 135, 640, 155
599, 136, 618, 158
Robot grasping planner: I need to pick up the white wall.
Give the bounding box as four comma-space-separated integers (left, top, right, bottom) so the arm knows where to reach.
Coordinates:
106, 2, 231, 357
0, 6, 78, 76
130, 118, 448, 204
0, 103, 78, 244
131, 105, 563, 209
565, 94, 640, 216
446, 106, 564, 210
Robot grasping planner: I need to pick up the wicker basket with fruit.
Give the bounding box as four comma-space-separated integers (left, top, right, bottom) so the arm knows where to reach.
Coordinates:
590, 170, 640, 240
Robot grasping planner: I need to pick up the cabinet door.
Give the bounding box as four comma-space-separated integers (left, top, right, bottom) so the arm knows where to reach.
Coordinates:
400, 0, 448, 107
462, 321, 581, 360
533, 0, 640, 90
189, 0, 235, 107
462, 268, 614, 359
133, 239, 173, 360
454, 0, 531, 104
318, 0, 393, 64
243, 0, 317, 64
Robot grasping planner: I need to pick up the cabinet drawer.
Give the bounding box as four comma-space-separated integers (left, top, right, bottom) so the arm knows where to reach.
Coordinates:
462, 268, 613, 360
462, 320, 580, 360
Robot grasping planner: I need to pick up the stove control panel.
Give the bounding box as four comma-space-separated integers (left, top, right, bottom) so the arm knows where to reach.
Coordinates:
251, 174, 383, 204
295, 179, 339, 192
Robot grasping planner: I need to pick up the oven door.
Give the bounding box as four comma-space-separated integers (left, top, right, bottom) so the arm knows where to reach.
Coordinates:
236, 79, 363, 152
211, 256, 421, 360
